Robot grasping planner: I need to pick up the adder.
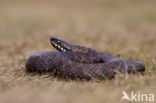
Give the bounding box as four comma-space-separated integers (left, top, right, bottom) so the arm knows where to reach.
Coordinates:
25, 37, 145, 80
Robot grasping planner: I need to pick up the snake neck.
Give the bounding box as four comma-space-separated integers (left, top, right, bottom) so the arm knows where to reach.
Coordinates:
71, 44, 99, 55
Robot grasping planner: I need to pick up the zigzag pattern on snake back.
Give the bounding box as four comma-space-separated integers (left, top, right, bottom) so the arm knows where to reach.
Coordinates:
25, 37, 145, 80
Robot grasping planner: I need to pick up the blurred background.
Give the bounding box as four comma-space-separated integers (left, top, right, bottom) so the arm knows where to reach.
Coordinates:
0, 0, 156, 103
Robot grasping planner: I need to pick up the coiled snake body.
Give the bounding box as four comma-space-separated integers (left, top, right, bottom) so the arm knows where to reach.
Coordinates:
25, 37, 145, 80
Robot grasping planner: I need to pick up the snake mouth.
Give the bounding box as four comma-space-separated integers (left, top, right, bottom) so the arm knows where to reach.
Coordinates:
51, 41, 67, 52
50, 37, 72, 52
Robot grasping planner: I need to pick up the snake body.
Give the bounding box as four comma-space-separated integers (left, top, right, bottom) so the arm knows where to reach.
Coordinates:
25, 37, 145, 80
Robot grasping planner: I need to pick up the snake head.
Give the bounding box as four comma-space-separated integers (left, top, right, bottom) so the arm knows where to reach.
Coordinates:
50, 37, 72, 52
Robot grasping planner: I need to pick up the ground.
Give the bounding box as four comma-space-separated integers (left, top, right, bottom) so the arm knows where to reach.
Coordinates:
0, 0, 156, 103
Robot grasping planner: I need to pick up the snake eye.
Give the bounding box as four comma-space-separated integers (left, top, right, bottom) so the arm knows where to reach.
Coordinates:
57, 40, 60, 43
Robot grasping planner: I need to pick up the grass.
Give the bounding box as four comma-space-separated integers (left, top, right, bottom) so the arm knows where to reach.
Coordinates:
0, 0, 156, 103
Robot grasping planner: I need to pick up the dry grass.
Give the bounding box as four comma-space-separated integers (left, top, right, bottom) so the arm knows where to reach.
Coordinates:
0, 0, 156, 103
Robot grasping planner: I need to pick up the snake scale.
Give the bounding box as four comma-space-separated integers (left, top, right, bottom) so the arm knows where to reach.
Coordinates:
25, 37, 145, 80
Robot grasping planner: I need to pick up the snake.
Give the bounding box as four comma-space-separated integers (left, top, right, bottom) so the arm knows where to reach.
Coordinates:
25, 37, 145, 80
